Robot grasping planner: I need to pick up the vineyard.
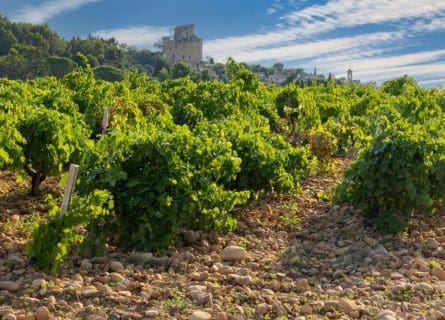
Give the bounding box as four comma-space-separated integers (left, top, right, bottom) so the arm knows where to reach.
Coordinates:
2, 59, 445, 319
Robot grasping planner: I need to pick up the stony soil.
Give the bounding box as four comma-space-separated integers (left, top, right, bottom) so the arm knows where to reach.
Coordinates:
1, 160, 445, 320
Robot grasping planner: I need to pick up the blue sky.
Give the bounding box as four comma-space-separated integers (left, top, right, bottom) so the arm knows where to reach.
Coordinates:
1, 0, 445, 86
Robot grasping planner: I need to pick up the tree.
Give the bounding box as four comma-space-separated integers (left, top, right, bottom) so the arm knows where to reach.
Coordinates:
93, 65, 124, 82
273, 62, 284, 73
0, 48, 29, 79
200, 68, 214, 81
0, 27, 17, 55
47, 56, 77, 78
172, 61, 192, 79
157, 67, 170, 81
154, 40, 164, 52
212, 63, 226, 80
226, 58, 259, 91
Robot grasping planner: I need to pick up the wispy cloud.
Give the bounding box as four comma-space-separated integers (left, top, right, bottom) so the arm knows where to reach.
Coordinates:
204, 0, 445, 85
413, 15, 445, 32
207, 0, 445, 60
93, 25, 172, 49
284, 0, 445, 30
267, 0, 284, 15
310, 50, 445, 75
419, 78, 445, 86
207, 31, 403, 63
13, 0, 101, 23
303, 50, 445, 82
358, 62, 445, 83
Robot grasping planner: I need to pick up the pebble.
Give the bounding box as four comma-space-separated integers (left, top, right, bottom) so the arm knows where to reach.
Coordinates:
431, 267, 445, 280
288, 297, 300, 304
338, 298, 358, 314
145, 310, 159, 317
31, 279, 46, 287
190, 310, 211, 320
261, 289, 274, 296
189, 271, 209, 281
390, 272, 404, 280
34, 306, 50, 320
300, 303, 312, 315
256, 303, 269, 315
2, 315, 16, 320
365, 237, 378, 246
80, 259, 93, 270
0, 281, 19, 292
109, 273, 125, 282
71, 302, 83, 310
236, 276, 252, 286
82, 287, 99, 298
416, 282, 434, 293
221, 246, 246, 261
295, 278, 308, 291
46, 295, 56, 304
375, 310, 397, 320
109, 261, 125, 272
425, 238, 440, 250
219, 266, 233, 274
323, 301, 339, 312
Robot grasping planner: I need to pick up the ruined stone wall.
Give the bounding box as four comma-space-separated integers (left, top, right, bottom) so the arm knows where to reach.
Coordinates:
163, 24, 203, 66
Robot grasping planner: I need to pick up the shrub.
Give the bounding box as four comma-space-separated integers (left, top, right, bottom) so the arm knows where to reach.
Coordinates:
307, 127, 338, 167
79, 122, 250, 251
18, 108, 90, 195
26, 190, 113, 272
335, 120, 445, 230
0, 114, 24, 168
93, 65, 125, 82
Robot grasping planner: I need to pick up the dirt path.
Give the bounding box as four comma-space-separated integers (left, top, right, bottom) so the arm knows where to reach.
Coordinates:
1, 159, 445, 320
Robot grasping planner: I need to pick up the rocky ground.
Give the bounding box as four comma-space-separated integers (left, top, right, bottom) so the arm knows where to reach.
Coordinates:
2, 160, 445, 320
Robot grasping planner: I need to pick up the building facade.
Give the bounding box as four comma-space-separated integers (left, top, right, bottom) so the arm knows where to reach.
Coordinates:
163, 24, 203, 66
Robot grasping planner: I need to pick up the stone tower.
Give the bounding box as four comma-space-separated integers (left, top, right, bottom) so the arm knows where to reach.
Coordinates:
347, 69, 353, 82
163, 24, 203, 66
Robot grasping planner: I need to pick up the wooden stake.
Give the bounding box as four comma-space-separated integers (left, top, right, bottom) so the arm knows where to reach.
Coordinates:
60, 164, 79, 217
102, 108, 110, 133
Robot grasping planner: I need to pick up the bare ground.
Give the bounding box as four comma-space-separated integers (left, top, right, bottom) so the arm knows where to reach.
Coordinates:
1, 158, 445, 320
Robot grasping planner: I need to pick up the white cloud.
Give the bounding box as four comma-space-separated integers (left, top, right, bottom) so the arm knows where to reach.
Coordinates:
206, 31, 403, 63
267, 0, 284, 15
413, 15, 445, 32
419, 78, 445, 86
357, 62, 445, 84
93, 25, 172, 49
206, 0, 445, 64
284, 0, 445, 30
204, 0, 445, 85
309, 50, 445, 77
205, 27, 300, 54
13, 0, 101, 23
297, 49, 445, 84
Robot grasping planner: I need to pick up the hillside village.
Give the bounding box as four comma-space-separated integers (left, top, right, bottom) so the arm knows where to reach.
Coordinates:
162, 24, 362, 86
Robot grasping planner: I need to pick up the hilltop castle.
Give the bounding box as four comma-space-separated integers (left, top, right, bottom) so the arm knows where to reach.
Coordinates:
162, 24, 203, 66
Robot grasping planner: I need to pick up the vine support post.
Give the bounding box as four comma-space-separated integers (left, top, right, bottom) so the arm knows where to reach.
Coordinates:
59, 164, 79, 217
102, 108, 110, 134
